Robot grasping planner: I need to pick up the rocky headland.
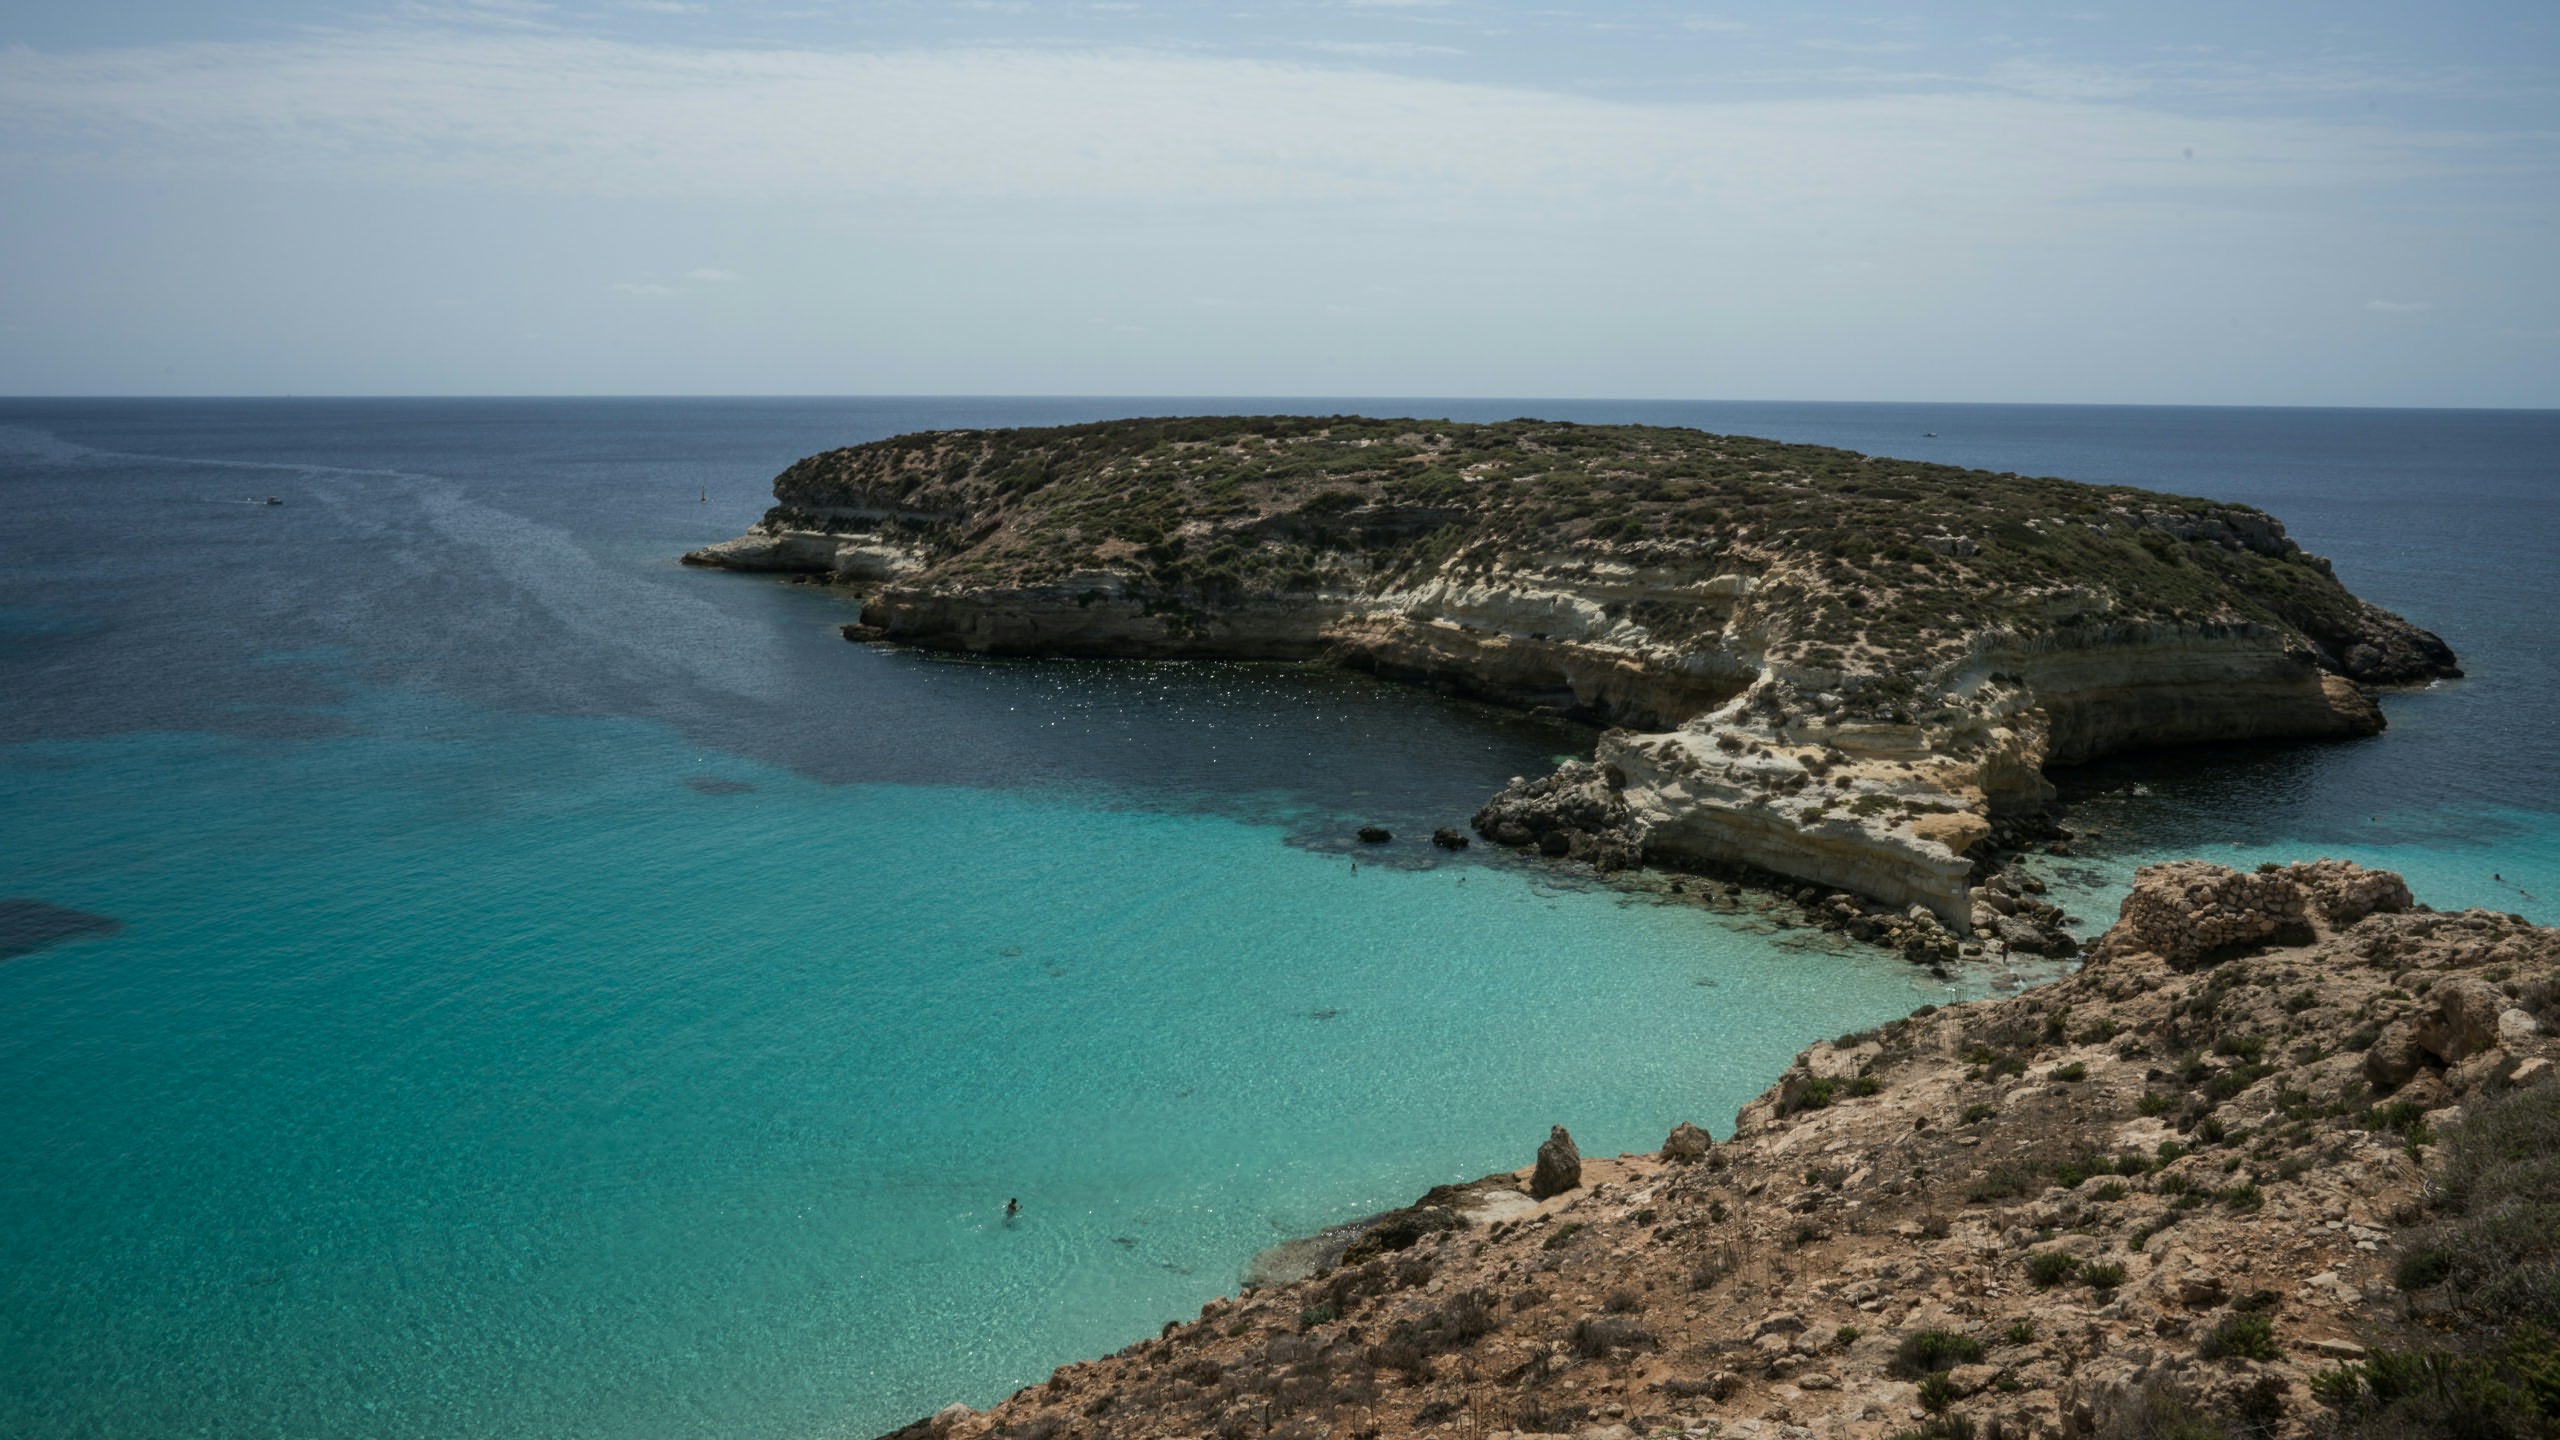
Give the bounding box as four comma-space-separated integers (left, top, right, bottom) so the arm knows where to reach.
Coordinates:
685, 417, 2455, 938
884, 862, 2560, 1440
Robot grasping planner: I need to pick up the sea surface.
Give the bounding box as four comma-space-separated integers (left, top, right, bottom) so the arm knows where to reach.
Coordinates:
1, 397, 2552, 1439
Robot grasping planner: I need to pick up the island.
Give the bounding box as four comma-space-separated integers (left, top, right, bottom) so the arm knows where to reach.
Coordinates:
684, 416, 2456, 945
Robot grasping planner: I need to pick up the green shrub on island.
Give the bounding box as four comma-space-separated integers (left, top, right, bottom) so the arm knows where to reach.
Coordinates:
2027, 1250, 2081, 1287
755, 414, 2451, 703
2392, 1075, 2560, 1325
2198, 1312, 2282, 1362
1892, 1327, 1986, 1377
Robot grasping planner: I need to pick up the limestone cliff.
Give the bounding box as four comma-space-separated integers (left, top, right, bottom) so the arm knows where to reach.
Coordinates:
685, 416, 2457, 930
880, 863, 2560, 1440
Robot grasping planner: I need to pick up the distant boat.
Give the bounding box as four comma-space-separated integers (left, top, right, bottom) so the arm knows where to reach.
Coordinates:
263, 496, 283, 505
1921, 432, 1938, 438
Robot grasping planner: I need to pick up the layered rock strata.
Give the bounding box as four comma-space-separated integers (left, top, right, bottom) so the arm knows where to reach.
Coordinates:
686, 417, 2457, 930
884, 863, 2559, 1440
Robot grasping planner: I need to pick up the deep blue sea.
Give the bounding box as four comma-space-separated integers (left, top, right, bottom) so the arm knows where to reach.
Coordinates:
1, 398, 2553, 1439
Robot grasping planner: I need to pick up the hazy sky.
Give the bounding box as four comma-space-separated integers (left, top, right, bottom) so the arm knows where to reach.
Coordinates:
3, 1, 2555, 403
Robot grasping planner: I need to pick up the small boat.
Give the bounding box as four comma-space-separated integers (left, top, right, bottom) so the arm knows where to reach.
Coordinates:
262, 496, 283, 505
1921, 432, 1938, 438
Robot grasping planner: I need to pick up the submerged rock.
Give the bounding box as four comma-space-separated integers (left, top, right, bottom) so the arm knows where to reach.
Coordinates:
1430, 827, 1470, 850
0, 899, 123, 962
1356, 825, 1392, 844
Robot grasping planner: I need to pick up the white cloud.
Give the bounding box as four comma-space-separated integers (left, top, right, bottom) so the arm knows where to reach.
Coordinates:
1986, 54, 2497, 106
0, 30, 2497, 220
1295, 40, 1466, 59
1801, 38, 1917, 55
391, 0, 559, 29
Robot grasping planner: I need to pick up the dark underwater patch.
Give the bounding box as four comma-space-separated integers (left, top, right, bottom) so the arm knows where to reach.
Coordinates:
685, 777, 756, 795
0, 899, 124, 962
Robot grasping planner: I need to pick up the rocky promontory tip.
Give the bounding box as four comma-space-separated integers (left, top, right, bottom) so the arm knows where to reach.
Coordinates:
885, 862, 2559, 1440
686, 416, 2457, 933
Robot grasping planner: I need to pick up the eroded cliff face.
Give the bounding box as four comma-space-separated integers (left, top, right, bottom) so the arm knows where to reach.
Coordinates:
683, 416, 2456, 933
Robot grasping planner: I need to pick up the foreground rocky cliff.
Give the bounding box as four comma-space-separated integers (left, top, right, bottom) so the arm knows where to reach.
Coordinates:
686, 417, 2456, 930
886, 863, 2559, 1440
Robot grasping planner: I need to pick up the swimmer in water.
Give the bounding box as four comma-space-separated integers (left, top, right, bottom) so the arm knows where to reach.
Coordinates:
1005, 1198, 1020, 1220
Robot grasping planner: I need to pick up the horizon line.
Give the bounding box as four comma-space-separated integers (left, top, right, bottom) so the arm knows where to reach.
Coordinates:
6, 394, 2556, 415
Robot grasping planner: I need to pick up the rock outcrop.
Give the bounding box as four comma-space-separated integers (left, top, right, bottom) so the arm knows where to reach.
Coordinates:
2097, 861, 2317, 967
893, 864, 2559, 1440
686, 417, 2457, 929
1529, 1125, 1582, 1200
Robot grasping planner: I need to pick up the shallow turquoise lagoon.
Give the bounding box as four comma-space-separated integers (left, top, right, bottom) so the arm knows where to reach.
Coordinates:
3, 396, 2552, 1439
0, 687, 1979, 1439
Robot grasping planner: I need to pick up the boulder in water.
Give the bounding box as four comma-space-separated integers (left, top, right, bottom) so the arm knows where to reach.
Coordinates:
1431, 827, 1470, 850
1356, 825, 1392, 844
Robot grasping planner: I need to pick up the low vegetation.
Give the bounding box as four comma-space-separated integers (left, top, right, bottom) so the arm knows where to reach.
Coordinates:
758, 414, 2440, 699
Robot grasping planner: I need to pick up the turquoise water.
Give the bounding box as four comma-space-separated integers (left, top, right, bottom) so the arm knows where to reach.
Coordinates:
0, 686, 1962, 1438
1, 398, 2554, 1438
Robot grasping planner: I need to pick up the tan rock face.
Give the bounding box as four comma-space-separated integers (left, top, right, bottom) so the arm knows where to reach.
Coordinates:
2415, 977, 2508, 1065
1659, 1122, 1712, 1163
1597, 716, 1985, 928
893, 865, 2556, 1440
2363, 1021, 2429, 1091
1913, 811, 1993, 855
2288, 858, 2415, 926
2098, 861, 2316, 967
681, 527, 930, 579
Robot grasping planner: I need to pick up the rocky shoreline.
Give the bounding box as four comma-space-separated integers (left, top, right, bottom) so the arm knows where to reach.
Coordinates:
683, 417, 2457, 936
678, 422, 2546, 1439
883, 862, 2559, 1440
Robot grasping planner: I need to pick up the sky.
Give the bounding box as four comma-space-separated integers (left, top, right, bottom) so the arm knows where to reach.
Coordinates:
1, 1, 2555, 404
